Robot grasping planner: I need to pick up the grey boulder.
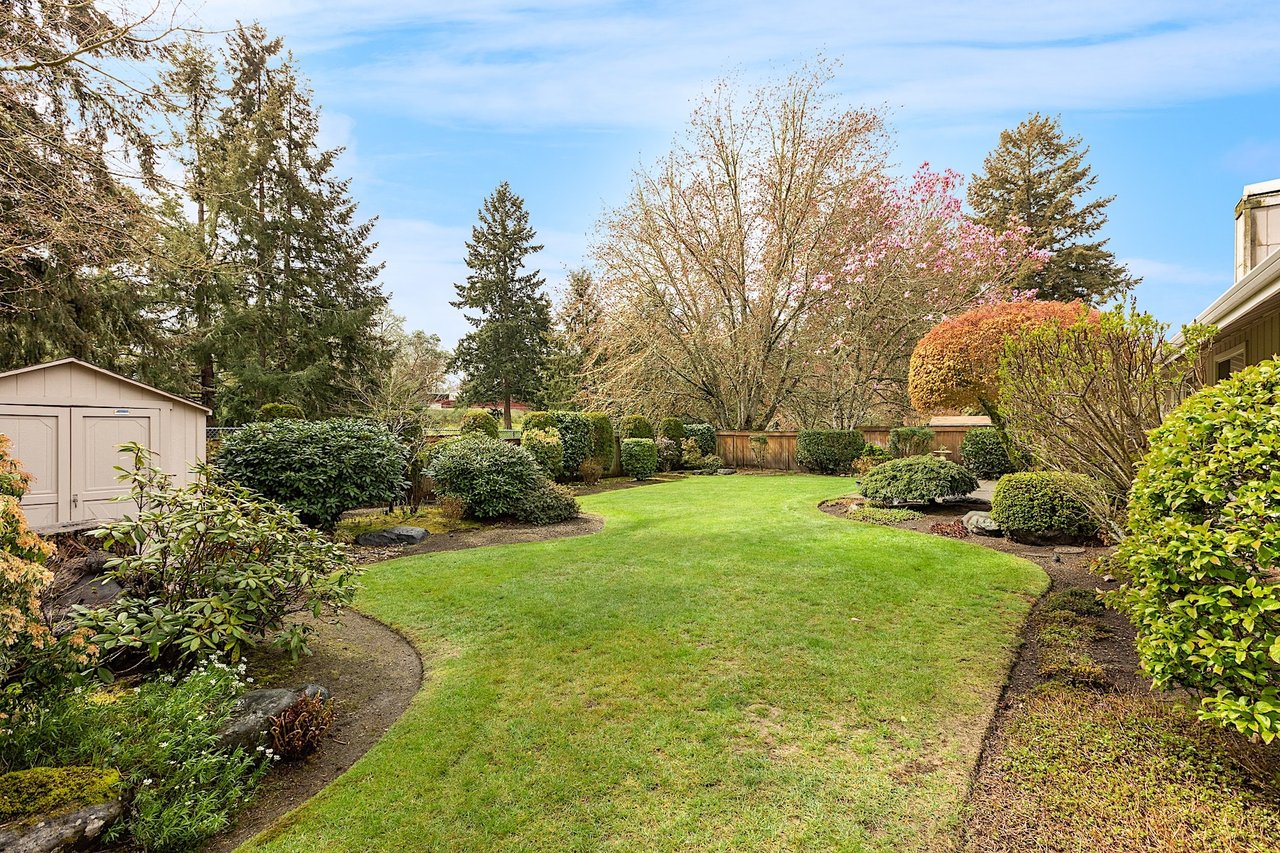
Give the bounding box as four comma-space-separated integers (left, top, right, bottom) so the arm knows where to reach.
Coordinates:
218, 684, 332, 751
355, 525, 428, 547
0, 800, 122, 853
962, 510, 1002, 537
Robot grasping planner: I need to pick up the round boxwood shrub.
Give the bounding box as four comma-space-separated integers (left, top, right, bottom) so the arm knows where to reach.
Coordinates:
256, 402, 304, 421
215, 418, 408, 528
517, 479, 580, 525
795, 429, 866, 474
619, 415, 654, 440
684, 423, 716, 458
990, 471, 1098, 544
657, 417, 685, 444
585, 412, 614, 468
459, 409, 500, 438
522, 410, 556, 432
521, 427, 564, 479
858, 455, 976, 506
1110, 360, 1280, 741
621, 438, 658, 480
427, 436, 543, 519
960, 427, 1016, 479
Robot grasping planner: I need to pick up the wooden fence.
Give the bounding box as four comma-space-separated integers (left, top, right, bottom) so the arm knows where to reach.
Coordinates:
716, 425, 981, 471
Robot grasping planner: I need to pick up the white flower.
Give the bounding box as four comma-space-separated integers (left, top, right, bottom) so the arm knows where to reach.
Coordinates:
142, 778, 153, 786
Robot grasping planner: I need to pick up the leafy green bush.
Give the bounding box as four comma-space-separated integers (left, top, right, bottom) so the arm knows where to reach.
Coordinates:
517, 479, 580, 525
522, 411, 556, 432
795, 429, 866, 474
858, 455, 977, 505
0, 659, 268, 852
960, 427, 1016, 479
584, 412, 614, 468
656, 436, 681, 472
618, 415, 654, 440
255, 402, 304, 421
1110, 360, 1280, 741
621, 438, 658, 480
684, 423, 716, 458
657, 417, 685, 444
889, 426, 934, 458
990, 471, 1098, 543
215, 418, 408, 528
427, 436, 543, 519
77, 445, 360, 667
548, 411, 592, 476
459, 409, 500, 438
521, 427, 564, 478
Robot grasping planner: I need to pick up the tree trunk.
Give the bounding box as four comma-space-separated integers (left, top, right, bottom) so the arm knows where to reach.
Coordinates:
503, 395, 512, 430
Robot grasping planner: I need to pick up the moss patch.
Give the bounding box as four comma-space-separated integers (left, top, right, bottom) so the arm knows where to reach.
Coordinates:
0, 766, 119, 826
334, 506, 478, 542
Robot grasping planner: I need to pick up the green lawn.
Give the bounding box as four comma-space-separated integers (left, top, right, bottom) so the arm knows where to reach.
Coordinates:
242, 476, 1045, 852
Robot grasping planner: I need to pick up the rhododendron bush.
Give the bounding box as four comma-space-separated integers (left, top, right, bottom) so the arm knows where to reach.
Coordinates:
588, 66, 1046, 429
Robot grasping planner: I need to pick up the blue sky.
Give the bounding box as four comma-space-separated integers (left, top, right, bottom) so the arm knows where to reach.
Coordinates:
192, 0, 1280, 345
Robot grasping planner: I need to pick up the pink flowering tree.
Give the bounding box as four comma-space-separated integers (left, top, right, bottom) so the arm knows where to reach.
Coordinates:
790, 165, 1047, 427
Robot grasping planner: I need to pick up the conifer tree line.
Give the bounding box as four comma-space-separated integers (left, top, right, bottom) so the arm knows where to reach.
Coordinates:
1, 4, 390, 423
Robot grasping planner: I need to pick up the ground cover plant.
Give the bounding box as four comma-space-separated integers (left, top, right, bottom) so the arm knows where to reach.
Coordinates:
239, 475, 1044, 851
859, 455, 977, 506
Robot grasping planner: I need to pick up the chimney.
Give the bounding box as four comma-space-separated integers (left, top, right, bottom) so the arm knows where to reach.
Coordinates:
1236, 178, 1280, 281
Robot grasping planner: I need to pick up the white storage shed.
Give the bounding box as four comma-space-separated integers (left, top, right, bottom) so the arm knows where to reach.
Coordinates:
0, 358, 209, 527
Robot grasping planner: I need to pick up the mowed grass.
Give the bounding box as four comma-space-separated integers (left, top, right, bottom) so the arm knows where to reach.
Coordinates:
243, 476, 1046, 852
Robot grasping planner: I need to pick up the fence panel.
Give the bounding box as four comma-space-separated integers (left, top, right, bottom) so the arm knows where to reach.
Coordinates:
717, 425, 979, 472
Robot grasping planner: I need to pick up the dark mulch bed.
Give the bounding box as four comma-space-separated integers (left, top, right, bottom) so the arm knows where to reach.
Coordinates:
204, 610, 423, 852
826, 493, 1280, 850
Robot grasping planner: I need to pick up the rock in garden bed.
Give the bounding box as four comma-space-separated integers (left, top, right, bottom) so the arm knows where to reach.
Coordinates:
0, 766, 122, 853
962, 510, 1002, 537
218, 684, 331, 752
354, 525, 428, 547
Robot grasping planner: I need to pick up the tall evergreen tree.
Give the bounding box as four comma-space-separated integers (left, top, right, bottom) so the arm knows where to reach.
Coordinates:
450, 182, 551, 428
535, 268, 599, 409
212, 24, 388, 422
968, 113, 1136, 303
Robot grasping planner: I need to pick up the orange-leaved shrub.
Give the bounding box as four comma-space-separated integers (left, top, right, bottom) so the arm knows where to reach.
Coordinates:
907, 300, 1090, 418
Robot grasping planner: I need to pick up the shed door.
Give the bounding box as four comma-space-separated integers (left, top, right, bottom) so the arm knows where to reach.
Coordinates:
0, 406, 71, 526
71, 408, 158, 521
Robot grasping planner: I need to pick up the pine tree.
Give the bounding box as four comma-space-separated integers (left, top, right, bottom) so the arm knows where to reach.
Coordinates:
212, 24, 387, 422
450, 182, 551, 428
968, 113, 1136, 303
535, 268, 599, 409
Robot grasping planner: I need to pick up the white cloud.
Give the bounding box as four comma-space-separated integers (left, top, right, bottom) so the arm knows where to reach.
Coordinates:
185, 1, 1280, 128
1122, 257, 1224, 287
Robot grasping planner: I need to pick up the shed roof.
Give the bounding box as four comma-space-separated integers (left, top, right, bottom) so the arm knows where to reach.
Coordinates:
0, 358, 212, 414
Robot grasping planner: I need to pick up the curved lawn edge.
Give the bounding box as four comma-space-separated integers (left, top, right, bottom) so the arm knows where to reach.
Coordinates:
237, 475, 1049, 852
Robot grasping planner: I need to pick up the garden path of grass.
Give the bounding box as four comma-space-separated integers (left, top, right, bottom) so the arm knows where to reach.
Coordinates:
241, 475, 1046, 852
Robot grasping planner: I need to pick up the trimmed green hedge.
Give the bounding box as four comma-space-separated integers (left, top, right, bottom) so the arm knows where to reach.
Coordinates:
459, 409, 500, 438
858, 455, 976, 505
621, 438, 658, 480
960, 427, 1016, 479
1111, 360, 1280, 741
521, 427, 564, 478
518, 479, 580, 525
215, 418, 407, 528
990, 471, 1098, 542
522, 411, 556, 432
619, 415, 654, 440
796, 429, 865, 474
657, 417, 685, 444
256, 402, 304, 421
585, 412, 614, 469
